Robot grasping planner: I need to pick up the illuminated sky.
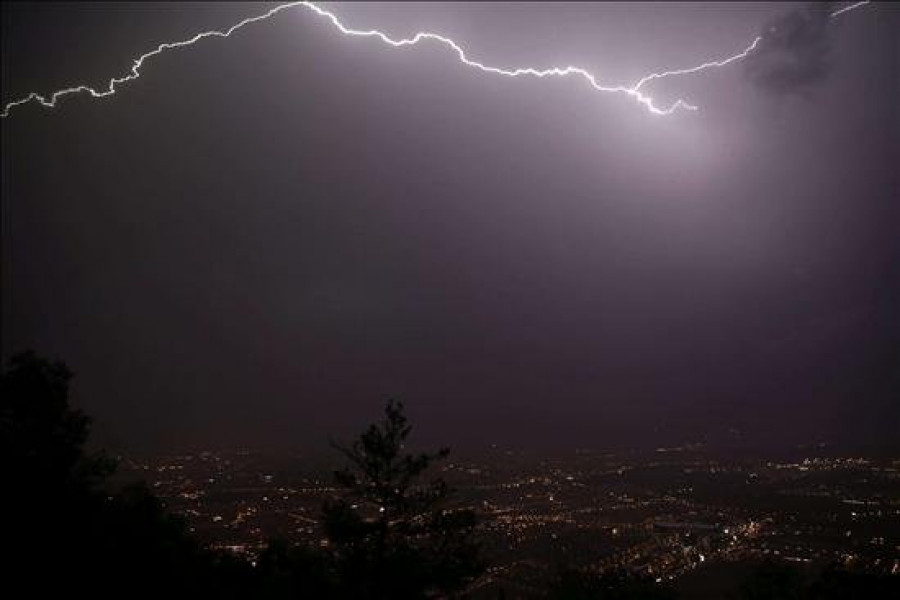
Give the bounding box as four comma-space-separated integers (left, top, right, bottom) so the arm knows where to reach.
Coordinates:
1, 2, 897, 453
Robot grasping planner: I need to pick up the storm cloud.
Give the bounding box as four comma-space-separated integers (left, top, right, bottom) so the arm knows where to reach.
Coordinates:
744, 3, 834, 97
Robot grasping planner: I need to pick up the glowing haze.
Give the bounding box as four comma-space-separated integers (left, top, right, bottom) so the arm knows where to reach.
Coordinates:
2, 2, 896, 453
0, 1, 871, 119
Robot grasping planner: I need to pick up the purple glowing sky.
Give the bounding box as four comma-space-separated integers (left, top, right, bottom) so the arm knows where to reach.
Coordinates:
1, 2, 897, 453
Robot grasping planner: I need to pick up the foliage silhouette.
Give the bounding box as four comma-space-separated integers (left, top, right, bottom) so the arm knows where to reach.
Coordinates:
321, 399, 484, 599
1, 350, 113, 494
1, 351, 254, 599
738, 559, 805, 600
256, 536, 336, 598
2, 356, 481, 598
5, 352, 896, 599
737, 560, 900, 600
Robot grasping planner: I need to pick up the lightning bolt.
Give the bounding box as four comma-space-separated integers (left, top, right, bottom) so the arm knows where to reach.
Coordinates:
634, 1, 871, 92
829, 1, 872, 18
0, 1, 872, 120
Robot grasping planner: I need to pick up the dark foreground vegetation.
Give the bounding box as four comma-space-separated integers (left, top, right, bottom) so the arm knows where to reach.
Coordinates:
2, 351, 897, 599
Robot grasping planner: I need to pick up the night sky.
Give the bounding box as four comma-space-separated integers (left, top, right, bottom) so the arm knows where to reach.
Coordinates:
2, 2, 897, 453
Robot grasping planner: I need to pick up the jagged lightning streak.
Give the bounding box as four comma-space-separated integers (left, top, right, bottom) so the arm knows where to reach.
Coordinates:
0, 1, 872, 120
633, 1, 871, 92
830, 1, 871, 18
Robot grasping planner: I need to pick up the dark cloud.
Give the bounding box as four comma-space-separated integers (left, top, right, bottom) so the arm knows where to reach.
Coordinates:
744, 3, 834, 97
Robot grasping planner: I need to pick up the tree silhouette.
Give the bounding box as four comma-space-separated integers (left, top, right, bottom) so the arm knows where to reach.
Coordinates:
2, 351, 117, 595
1, 350, 113, 496
738, 559, 804, 600
1, 351, 254, 599
736, 560, 900, 600
322, 399, 483, 599
256, 536, 336, 598
2, 355, 482, 598
4, 353, 897, 598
